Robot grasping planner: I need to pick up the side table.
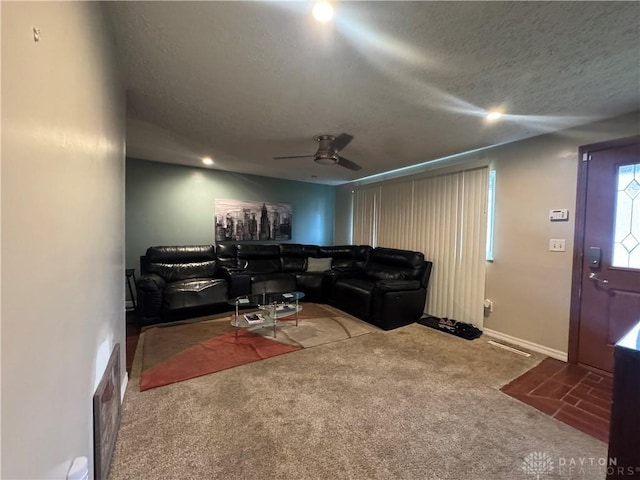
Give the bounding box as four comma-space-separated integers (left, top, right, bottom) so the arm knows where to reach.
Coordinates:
125, 268, 137, 310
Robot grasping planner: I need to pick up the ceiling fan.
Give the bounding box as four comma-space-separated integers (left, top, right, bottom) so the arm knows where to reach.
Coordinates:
273, 133, 362, 171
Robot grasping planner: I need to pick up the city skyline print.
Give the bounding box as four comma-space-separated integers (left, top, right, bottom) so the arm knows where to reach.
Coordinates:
215, 199, 293, 242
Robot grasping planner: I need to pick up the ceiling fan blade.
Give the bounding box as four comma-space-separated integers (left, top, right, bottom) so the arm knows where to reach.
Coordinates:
273, 154, 314, 160
330, 133, 354, 152
337, 156, 362, 171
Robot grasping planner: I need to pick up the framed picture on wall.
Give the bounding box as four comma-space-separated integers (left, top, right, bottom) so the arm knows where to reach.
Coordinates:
215, 199, 292, 241
93, 343, 121, 480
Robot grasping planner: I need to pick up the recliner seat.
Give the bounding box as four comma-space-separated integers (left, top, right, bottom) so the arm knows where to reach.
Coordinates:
331, 247, 432, 330
136, 245, 228, 324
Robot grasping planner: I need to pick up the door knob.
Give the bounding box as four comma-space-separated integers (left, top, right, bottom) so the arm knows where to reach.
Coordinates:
589, 272, 609, 284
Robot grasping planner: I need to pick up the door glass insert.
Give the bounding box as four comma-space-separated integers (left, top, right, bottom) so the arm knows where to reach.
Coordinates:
612, 163, 640, 269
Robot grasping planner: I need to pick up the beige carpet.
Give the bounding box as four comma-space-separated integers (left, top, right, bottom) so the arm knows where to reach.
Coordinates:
254, 303, 376, 348
110, 322, 608, 480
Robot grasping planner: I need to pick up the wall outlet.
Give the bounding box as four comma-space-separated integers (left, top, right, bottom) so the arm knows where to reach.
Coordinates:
484, 299, 494, 312
549, 239, 566, 252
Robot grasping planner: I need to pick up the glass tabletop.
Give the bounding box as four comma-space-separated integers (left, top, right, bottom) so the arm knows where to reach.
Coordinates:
227, 291, 305, 308
229, 292, 305, 330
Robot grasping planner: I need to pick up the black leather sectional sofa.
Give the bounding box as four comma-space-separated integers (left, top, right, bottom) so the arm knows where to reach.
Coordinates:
135, 243, 432, 331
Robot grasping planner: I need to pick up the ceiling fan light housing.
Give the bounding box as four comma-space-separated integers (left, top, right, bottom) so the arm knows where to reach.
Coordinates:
314, 152, 339, 165
313, 135, 339, 165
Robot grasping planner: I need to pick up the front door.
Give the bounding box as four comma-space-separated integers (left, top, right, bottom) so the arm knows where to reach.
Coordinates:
571, 136, 640, 373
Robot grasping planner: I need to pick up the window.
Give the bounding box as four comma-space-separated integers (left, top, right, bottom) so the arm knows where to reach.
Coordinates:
486, 169, 496, 261
351, 167, 489, 327
612, 163, 640, 269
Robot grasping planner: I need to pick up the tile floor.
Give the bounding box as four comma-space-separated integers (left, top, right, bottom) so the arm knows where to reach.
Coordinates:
501, 357, 612, 443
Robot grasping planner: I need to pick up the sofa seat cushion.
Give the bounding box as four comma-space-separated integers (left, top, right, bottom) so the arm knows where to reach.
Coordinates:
294, 272, 325, 300
295, 272, 324, 289
250, 272, 296, 295
163, 278, 228, 311
375, 279, 421, 292
332, 277, 376, 318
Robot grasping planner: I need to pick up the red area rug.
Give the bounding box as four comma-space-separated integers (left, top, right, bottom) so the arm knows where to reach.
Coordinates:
140, 329, 300, 391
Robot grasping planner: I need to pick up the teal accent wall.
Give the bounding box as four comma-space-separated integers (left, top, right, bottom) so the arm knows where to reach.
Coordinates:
126, 158, 336, 269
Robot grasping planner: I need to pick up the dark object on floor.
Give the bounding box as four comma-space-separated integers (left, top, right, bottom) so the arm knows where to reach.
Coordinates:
418, 315, 482, 340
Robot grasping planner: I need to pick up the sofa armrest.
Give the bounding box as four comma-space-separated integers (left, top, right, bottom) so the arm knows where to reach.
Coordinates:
325, 267, 362, 280
220, 267, 245, 275
221, 269, 252, 298
374, 279, 421, 292
324, 269, 362, 286
135, 274, 166, 324
136, 273, 166, 292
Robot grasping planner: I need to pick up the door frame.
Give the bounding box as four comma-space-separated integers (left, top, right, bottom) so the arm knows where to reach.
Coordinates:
568, 134, 640, 366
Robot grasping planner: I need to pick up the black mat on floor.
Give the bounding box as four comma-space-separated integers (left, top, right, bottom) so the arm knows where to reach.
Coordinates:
417, 315, 482, 340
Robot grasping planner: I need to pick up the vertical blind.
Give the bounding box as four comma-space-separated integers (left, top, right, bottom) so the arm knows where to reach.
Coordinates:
351, 167, 488, 327
352, 187, 378, 246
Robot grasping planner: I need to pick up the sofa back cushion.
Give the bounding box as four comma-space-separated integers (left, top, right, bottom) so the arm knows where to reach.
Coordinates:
364, 247, 425, 281
318, 245, 372, 269
147, 245, 216, 263
318, 245, 351, 269
353, 245, 373, 269
144, 245, 218, 282
147, 261, 218, 283
215, 242, 238, 269
237, 244, 281, 273
279, 244, 319, 272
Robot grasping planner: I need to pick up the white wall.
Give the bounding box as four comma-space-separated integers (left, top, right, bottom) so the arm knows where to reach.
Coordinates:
484, 114, 638, 353
335, 112, 639, 354
1, 3, 125, 479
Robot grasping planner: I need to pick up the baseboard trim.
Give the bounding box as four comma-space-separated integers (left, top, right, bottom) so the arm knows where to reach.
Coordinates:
483, 328, 568, 362
120, 372, 128, 403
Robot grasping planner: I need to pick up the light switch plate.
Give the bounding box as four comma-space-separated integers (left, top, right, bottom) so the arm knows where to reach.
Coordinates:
549, 209, 569, 221
549, 239, 566, 252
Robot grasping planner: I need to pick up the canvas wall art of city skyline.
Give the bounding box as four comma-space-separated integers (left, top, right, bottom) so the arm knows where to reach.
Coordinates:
215, 199, 293, 241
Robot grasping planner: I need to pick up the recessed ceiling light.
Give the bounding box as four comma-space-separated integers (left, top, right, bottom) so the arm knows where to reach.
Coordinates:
202, 157, 214, 166
312, 1, 334, 22
486, 111, 503, 121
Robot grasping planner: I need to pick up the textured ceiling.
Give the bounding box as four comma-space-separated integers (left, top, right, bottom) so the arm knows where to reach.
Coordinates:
106, 1, 640, 185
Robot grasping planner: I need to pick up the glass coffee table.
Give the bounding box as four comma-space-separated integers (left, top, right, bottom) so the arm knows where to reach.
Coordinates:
228, 291, 305, 338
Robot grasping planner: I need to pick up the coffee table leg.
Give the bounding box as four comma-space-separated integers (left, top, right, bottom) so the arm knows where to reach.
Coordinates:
273, 302, 277, 338
235, 301, 239, 340
295, 297, 299, 326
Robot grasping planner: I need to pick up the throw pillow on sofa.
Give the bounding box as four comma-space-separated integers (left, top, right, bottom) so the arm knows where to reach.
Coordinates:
306, 257, 332, 272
